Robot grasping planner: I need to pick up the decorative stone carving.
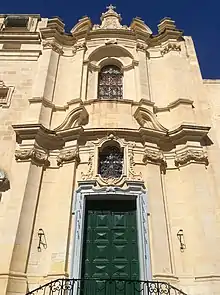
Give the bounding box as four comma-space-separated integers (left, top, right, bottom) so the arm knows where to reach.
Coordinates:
134, 107, 168, 132
0, 80, 14, 108
143, 148, 166, 167
54, 106, 88, 131
175, 149, 208, 167
136, 42, 148, 52
15, 148, 49, 166
128, 148, 142, 181
161, 43, 181, 56
57, 148, 80, 166
72, 42, 87, 54
42, 40, 63, 55
105, 38, 117, 45
0, 169, 10, 192
93, 5, 129, 30
81, 153, 94, 180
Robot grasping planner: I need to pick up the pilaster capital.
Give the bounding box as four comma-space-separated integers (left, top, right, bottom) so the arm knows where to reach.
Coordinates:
143, 148, 166, 168
57, 147, 80, 167
15, 147, 49, 166
174, 149, 208, 167
42, 40, 64, 55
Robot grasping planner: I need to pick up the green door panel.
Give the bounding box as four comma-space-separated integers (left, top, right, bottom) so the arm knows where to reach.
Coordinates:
81, 200, 139, 281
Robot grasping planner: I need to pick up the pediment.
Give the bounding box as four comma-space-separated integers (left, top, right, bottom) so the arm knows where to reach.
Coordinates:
134, 107, 167, 132
54, 106, 88, 131
71, 16, 92, 36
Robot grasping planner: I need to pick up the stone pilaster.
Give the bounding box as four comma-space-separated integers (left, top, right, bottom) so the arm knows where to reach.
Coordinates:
6, 162, 45, 295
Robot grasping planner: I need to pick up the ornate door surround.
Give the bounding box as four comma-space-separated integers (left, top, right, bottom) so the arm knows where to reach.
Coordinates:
70, 180, 151, 281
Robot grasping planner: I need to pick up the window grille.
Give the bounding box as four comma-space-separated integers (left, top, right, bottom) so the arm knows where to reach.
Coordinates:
98, 65, 123, 99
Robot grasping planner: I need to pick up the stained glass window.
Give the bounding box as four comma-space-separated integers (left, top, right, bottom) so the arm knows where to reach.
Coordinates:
98, 145, 123, 179
98, 65, 123, 99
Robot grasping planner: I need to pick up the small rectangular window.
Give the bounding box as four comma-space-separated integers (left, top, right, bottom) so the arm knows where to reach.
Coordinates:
4, 16, 28, 31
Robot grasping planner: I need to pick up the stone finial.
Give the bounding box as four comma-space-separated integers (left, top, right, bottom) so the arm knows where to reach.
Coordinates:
157, 17, 177, 34
100, 4, 123, 29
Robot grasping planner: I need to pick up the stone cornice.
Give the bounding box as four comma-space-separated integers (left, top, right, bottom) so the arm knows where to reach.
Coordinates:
0, 32, 40, 42
40, 28, 76, 47
154, 98, 194, 113
12, 124, 210, 150
0, 50, 41, 60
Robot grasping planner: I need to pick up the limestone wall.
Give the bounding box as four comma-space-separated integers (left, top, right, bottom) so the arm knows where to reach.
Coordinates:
0, 12, 219, 295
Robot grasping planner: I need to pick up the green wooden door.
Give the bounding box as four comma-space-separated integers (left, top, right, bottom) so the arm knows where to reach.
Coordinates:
81, 200, 139, 295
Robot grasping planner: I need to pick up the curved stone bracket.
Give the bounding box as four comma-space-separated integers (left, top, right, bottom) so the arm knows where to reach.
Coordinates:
54, 106, 88, 131
134, 107, 168, 132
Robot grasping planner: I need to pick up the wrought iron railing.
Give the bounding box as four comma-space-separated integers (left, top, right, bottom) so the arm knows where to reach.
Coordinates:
26, 278, 187, 295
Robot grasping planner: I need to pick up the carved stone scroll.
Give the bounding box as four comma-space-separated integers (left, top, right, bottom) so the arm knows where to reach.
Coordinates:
42, 40, 63, 55
15, 148, 49, 166
143, 148, 166, 168
57, 148, 80, 166
175, 149, 208, 167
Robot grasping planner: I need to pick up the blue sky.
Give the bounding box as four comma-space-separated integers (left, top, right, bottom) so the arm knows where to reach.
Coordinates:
1, 0, 219, 79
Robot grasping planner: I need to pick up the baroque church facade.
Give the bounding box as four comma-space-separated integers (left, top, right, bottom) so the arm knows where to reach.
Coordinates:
0, 5, 220, 295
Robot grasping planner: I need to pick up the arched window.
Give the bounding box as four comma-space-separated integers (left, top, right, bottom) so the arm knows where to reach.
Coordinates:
98, 144, 123, 179
98, 65, 123, 99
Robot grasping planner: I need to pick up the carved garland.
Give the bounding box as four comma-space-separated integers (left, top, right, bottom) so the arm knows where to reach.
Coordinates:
57, 148, 80, 167
161, 43, 181, 56
175, 149, 208, 167
15, 148, 49, 166
128, 148, 142, 181
42, 41, 64, 55
143, 148, 166, 168
81, 153, 94, 180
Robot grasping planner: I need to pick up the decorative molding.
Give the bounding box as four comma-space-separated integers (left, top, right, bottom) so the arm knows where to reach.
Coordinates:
72, 42, 87, 54
136, 42, 148, 52
143, 148, 166, 168
0, 80, 14, 108
154, 98, 194, 113
81, 153, 94, 180
12, 123, 210, 152
71, 180, 150, 280
105, 38, 117, 45
42, 40, 63, 55
15, 147, 49, 166
57, 148, 80, 166
161, 42, 181, 56
175, 149, 208, 167
0, 169, 10, 192
128, 147, 142, 181
54, 106, 88, 131
134, 107, 168, 132
93, 5, 129, 30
